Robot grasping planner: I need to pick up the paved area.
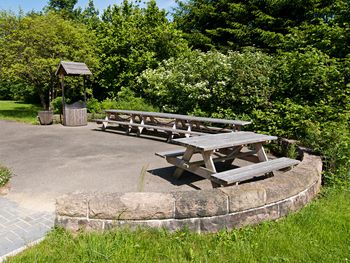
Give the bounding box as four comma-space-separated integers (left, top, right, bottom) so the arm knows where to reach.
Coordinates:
0, 120, 212, 259
0, 198, 54, 260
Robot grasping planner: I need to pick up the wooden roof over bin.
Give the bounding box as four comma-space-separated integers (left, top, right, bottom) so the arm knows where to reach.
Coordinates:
56, 61, 92, 76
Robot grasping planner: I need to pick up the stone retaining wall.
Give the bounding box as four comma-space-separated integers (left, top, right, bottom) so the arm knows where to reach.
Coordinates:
55, 151, 322, 233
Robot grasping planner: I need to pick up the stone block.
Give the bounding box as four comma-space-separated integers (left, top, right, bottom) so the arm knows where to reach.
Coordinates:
174, 190, 228, 219
263, 175, 308, 203
56, 192, 91, 217
162, 218, 201, 232
82, 220, 105, 232
220, 184, 266, 212
55, 217, 81, 232
199, 215, 228, 233
55, 216, 104, 232
278, 199, 294, 217
227, 203, 280, 228
301, 153, 323, 174
89, 192, 174, 220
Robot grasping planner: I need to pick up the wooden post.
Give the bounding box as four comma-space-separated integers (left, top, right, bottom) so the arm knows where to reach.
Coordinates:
83, 76, 87, 105
61, 74, 65, 125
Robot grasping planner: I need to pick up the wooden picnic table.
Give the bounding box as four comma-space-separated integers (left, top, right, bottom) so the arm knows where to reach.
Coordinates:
95, 109, 252, 141
156, 132, 300, 187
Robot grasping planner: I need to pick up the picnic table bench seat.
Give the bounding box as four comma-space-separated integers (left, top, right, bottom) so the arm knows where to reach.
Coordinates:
104, 109, 252, 128
95, 110, 252, 141
155, 148, 257, 160
210, 157, 300, 186
94, 119, 205, 136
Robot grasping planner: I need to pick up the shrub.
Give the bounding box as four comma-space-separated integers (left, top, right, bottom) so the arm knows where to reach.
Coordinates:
0, 165, 11, 187
114, 87, 156, 112
302, 118, 350, 186
138, 48, 275, 116
87, 88, 156, 114
51, 97, 63, 114
86, 97, 101, 113
273, 48, 349, 109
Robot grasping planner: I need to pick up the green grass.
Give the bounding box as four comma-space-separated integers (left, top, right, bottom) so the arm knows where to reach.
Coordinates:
0, 100, 41, 124
6, 187, 350, 262
0, 165, 11, 187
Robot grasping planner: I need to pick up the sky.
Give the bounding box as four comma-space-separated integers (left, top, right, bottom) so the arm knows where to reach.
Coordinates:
0, 0, 177, 14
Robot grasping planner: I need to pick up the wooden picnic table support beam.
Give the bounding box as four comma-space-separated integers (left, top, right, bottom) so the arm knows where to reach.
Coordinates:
254, 142, 273, 177
254, 143, 268, 162
173, 147, 195, 179
165, 156, 215, 180
202, 150, 220, 188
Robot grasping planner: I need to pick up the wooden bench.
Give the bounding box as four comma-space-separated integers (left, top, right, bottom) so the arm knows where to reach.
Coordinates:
155, 149, 187, 158
95, 110, 252, 141
94, 119, 205, 138
156, 148, 257, 161
210, 157, 300, 186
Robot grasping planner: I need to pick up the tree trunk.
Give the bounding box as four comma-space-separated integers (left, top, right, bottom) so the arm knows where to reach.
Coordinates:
39, 92, 48, 110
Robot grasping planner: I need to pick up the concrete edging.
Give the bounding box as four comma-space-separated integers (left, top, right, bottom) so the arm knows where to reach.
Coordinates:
55, 151, 322, 233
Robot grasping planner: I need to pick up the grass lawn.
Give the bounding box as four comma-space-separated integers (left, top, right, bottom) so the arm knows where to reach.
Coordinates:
6, 187, 350, 262
0, 100, 41, 124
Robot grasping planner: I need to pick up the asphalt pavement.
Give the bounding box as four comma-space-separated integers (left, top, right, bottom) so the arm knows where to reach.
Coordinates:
0, 120, 211, 260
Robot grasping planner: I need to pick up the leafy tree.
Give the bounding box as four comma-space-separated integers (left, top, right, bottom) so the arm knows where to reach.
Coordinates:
173, 0, 347, 54
96, 0, 189, 99
47, 0, 77, 11
0, 12, 99, 109
81, 0, 100, 29
45, 0, 81, 19
281, 0, 350, 58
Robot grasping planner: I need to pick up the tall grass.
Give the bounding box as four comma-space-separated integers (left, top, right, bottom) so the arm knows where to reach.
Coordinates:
7, 187, 350, 262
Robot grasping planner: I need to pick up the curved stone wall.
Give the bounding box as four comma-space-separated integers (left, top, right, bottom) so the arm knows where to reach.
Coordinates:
55, 151, 322, 233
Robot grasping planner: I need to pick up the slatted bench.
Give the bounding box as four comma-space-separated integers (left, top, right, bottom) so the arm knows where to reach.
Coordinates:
156, 148, 257, 164
210, 157, 300, 186
95, 110, 252, 141
155, 149, 188, 158
94, 119, 205, 138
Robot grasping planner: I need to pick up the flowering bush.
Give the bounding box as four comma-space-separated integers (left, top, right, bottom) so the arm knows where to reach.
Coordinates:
138, 49, 275, 117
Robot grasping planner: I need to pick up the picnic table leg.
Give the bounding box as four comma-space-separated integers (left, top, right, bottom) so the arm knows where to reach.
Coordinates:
254, 143, 273, 177
202, 151, 220, 188
254, 143, 268, 162
102, 116, 109, 131
149, 116, 159, 133
173, 147, 194, 179
186, 121, 193, 138
137, 115, 145, 136
222, 146, 243, 167
166, 120, 178, 142
126, 115, 136, 134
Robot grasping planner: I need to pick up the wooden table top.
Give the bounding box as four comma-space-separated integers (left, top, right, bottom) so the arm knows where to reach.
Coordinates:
105, 109, 251, 126
173, 132, 277, 151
